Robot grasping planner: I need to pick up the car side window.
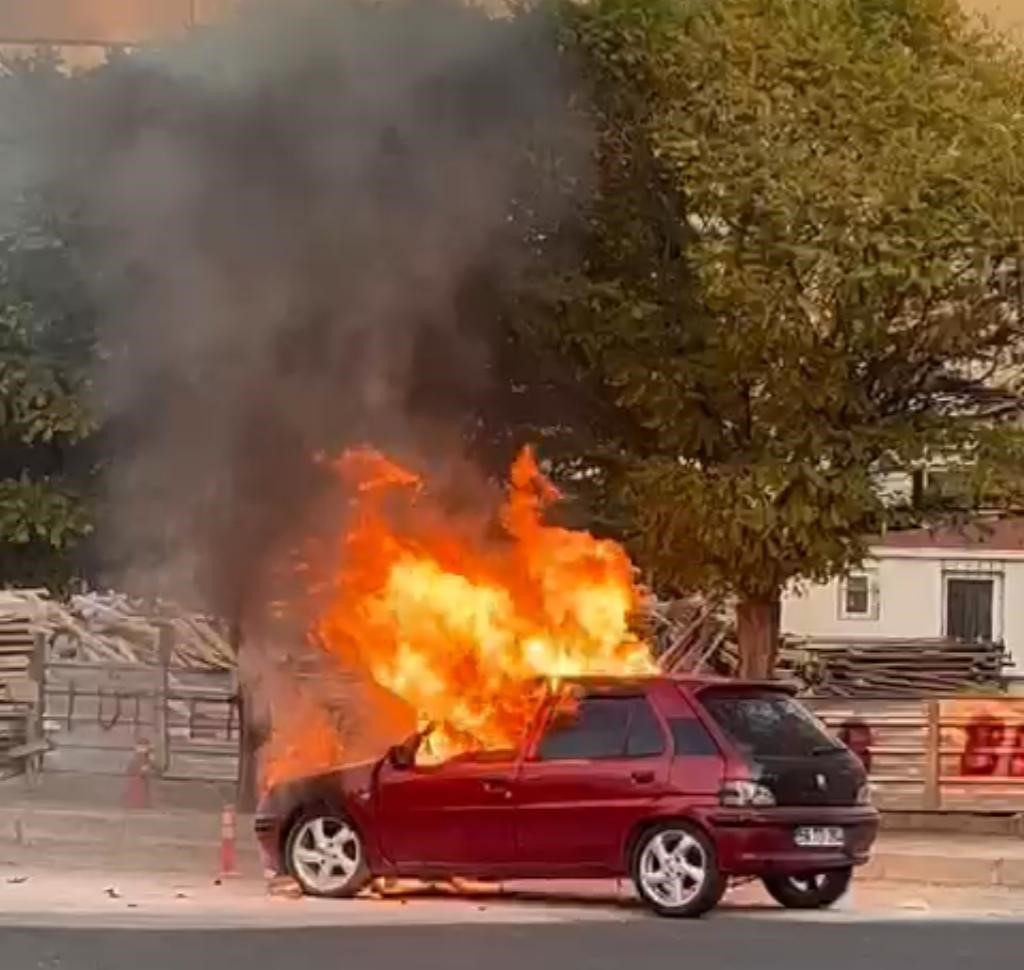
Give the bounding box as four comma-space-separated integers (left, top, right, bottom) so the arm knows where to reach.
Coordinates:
626, 698, 666, 757
536, 695, 665, 761
669, 718, 719, 757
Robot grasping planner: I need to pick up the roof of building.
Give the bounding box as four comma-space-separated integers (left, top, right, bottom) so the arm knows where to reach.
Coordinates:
874, 516, 1024, 552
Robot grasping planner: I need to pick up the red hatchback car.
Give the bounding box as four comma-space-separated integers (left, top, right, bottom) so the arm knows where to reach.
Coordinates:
254, 676, 878, 918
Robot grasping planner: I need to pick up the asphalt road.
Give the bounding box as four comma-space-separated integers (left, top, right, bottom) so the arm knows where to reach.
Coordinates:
3, 919, 1022, 970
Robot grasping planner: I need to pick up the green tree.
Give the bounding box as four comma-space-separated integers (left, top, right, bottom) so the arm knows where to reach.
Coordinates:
0, 296, 95, 588
0, 54, 96, 589
540, 0, 1024, 675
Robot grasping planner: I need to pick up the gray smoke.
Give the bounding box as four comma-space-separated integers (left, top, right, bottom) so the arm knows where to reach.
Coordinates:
27, 0, 582, 625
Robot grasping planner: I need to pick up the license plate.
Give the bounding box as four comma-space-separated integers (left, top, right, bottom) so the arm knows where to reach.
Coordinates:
794, 826, 844, 848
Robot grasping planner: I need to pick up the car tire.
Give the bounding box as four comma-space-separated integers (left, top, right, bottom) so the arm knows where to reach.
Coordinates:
631, 822, 726, 918
285, 810, 371, 899
762, 867, 853, 910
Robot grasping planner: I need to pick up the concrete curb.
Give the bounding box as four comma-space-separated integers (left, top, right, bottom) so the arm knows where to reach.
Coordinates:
0, 807, 229, 850
863, 851, 1024, 889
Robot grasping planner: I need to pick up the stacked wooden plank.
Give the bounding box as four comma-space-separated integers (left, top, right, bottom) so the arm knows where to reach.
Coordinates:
647, 596, 1009, 696
2, 589, 234, 671
646, 596, 732, 673
784, 637, 1009, 697
0, 594, 40, 776
0, 595, 39, 705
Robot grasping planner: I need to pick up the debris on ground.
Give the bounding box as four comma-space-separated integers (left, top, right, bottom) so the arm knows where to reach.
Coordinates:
266, 875, 302, 899
6, 876, 28, 884
104, 886, 121, 899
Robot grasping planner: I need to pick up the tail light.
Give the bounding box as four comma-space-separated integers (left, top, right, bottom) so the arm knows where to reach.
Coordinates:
856, 782, 872, 805
719, 780, 776, 807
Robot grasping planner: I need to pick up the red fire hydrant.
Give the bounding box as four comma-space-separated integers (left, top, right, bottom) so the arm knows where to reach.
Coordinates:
124, 737, 153, 809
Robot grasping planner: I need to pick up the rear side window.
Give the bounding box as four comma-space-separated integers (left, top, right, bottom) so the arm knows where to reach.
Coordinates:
537, 695, 666, 761
669, 718, 719, 757
699, 691, 839, 758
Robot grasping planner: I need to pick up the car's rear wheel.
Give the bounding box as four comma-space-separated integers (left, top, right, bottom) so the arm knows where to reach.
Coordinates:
632, 823, 725, 918
762, 867, 853, 909
285, 811, 371, 898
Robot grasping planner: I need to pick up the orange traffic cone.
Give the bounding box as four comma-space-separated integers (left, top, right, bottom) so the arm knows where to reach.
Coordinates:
218, 803, 239, 877
123, 739, 153, 809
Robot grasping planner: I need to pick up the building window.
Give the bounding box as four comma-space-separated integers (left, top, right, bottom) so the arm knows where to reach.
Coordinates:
945, 577, 995, 643
839, 572, 877, 620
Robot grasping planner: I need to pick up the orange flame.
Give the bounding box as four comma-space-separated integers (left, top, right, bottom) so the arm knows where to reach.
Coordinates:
263, 445, 654, 783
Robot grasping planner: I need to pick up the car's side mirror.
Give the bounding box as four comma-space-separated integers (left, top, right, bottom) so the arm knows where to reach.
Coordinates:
387, 743, 414, 770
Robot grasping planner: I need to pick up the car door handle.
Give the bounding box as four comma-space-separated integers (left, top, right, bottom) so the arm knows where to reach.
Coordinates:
631, 770, 655, 785
482, 778, 512, 799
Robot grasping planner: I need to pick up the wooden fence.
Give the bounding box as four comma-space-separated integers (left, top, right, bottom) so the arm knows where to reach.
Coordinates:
42, 628, 238, 781
807, 696, 1024, 813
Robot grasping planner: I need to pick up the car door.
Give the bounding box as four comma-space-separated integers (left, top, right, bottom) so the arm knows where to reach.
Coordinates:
514, 691, 669, 873
375, 749, 518, 873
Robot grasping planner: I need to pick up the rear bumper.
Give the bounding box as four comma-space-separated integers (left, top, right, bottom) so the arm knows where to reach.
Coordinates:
705, 806, 879, 876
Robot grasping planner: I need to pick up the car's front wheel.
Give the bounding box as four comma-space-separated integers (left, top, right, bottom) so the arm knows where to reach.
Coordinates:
632, 823, 725, 918
762, 868, 853, 909
285, 811, 371, 898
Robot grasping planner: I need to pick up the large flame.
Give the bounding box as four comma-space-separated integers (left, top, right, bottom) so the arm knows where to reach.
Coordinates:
263, 446, 654, 785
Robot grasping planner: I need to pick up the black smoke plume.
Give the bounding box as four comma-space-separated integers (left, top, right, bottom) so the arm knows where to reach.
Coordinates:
27, 0, 583, 626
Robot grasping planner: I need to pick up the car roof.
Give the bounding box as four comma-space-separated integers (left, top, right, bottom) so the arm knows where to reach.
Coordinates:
554, 674, 799, 695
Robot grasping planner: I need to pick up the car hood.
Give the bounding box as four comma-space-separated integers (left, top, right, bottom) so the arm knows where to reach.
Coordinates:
259, 758, 380, 815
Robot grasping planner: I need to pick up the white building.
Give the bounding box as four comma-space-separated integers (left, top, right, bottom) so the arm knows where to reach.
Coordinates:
781, 517, 1024, 678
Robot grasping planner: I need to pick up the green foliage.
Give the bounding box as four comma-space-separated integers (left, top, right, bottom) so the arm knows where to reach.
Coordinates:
0, 475, 91, 548
540, 0, 1024, 602
0, 54, 96, 587
0, 298, 95, 583
0, 304, 95, 445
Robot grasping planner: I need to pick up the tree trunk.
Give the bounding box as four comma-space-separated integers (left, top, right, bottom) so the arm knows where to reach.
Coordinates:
737, 592, 781, 680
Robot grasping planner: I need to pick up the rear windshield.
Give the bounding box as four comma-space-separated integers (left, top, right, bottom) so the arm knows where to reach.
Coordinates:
699, 690, 839, 758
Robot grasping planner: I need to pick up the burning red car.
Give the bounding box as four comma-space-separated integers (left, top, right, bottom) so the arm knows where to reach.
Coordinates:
255, 675, 877, 918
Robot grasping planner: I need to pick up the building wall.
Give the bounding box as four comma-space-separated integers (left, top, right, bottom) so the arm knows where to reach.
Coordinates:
783, 557, 938, 640
782, 552, 1024, 673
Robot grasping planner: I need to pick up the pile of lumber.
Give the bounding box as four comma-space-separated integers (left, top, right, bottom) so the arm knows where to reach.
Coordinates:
0, 593, 40, 705
0, 595, 39, 775
649, 598, 819, 684
644, 596, 733, 673
645, 597, 1008, 695
782, 637, 1009, 697
0, 589, 234, 671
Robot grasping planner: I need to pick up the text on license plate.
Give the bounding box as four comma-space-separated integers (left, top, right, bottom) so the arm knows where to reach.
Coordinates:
794, 826, 844, 848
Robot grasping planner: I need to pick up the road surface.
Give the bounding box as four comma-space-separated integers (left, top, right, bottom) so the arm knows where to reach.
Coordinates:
3, 918, 1023, 970
2, 869, 1024, 970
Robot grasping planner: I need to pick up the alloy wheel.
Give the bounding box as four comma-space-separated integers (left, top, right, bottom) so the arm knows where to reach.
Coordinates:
638, 828, 708, 909
289, 816, 363, 895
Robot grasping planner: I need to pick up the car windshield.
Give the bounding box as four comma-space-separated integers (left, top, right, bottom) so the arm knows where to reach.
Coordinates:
699, 690, 840, 759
